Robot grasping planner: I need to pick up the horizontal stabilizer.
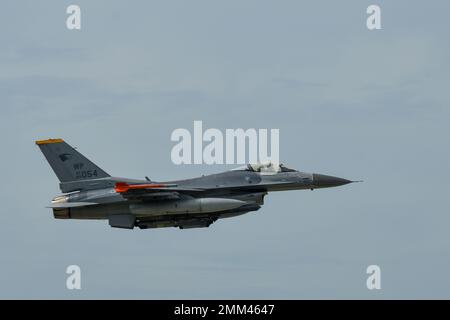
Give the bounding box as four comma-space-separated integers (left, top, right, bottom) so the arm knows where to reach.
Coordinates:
47, 202, 98, 208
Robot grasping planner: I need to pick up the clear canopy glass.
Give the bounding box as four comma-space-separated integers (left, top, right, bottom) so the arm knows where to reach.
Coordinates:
231, 162, 296, 173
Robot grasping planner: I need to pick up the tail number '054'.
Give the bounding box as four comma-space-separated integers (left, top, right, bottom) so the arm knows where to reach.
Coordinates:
218, 305, 274, 315
76, 170, 98, 179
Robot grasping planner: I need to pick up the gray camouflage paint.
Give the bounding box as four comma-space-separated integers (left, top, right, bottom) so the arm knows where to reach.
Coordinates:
37, 139, 354, 229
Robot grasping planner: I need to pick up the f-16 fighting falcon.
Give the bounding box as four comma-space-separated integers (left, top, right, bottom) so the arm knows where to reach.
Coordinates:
36, 139, 357, 230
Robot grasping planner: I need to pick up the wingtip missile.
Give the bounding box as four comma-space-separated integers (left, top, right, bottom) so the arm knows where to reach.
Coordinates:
115, 182, 178, 193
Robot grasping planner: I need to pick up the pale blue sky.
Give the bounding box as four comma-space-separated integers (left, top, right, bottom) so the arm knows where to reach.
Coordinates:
0, 0, 449, 298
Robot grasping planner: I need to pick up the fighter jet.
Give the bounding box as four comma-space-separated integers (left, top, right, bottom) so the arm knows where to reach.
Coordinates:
36, 139, 356, 230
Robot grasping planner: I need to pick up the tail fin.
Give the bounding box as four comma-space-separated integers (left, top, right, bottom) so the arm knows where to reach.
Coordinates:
36, 139, 110, 182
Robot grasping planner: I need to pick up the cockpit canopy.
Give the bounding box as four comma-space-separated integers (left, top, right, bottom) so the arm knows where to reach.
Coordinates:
232, 162, 297, 173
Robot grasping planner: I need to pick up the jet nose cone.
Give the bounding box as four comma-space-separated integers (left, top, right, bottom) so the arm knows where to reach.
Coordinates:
312, 173, 353, 188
